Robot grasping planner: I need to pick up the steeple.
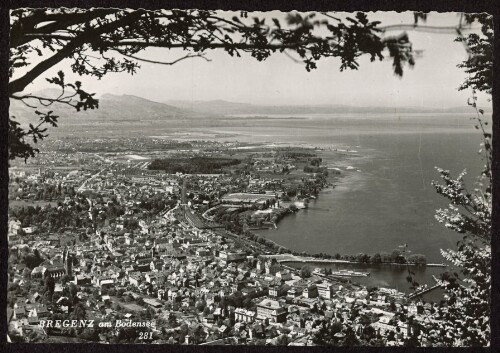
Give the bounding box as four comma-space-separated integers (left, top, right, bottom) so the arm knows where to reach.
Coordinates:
63, 247, 73, 276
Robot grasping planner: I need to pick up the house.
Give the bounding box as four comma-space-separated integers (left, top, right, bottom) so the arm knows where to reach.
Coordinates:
27, 316, 40, 325
150, 260, 163, 272
167, 288, 179, 301
32, 292, 41, 302
219, 325, 230, 335
287, 288, 302, 298
22, 227, 34, 235
145, 272, 158, 284
408, 302, 424, 315
219, 251, 246, 264
317, 282, 333, 299
276, 270, 292, 281
14, 307, 26, 320
26, 303, 50, 318
74, 274, 92, 285
256, 298, 287, 323
265, 260, 280, 275
256, 259, 266, 272
206, 293, 216, 305
143, 298, 163, 309
303, 284, 318, 299
196, 248, 211, 257
98, 278, 115, 288
8, 219, 22, 236
234, 308, 256, 323
30, 266, 43, 279
129, 273, 142, 287
371, 315, 397, 337
241, 287, 256, 297
203, 314, 216, 324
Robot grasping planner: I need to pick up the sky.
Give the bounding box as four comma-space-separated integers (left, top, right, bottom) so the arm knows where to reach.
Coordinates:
17, 11, 490, 108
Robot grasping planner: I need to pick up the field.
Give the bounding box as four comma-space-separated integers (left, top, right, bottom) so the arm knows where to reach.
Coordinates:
221, 193, 276, 203
148, 156, 241, 174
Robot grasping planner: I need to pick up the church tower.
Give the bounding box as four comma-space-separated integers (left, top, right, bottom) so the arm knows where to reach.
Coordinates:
63, 248, 73, 276
151, 246, 157, 258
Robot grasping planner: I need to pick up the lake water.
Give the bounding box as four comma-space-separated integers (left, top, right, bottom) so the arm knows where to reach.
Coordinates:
196, 113, 487, 297
255, 131, 484, 263
284, 261, 446, 302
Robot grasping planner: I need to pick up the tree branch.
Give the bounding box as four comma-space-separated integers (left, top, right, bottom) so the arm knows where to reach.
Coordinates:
380, 24, 481, 34
11, 9, 119, 47
115, 51, 212, 65
107, 40, 307, 51
9, 10, 148, 95
21, 33, 76, 41
11, 93, 77, 108
13, 98, 37, 109
283, 50, 302, 63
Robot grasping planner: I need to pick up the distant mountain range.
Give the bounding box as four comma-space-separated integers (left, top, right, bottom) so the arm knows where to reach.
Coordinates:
10, 89, 490, 127
9, 91, 198, 125
165, 99, 491, 116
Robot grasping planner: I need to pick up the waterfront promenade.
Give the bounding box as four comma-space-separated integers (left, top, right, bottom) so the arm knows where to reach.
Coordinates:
263, 254, 447, 267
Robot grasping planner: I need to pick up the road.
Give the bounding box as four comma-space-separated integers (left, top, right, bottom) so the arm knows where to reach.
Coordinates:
77, 168, 106, 192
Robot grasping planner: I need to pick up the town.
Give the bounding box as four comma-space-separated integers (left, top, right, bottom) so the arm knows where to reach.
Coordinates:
7, 137, 447, 346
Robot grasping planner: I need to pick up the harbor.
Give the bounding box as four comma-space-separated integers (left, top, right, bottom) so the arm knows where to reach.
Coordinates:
263, 253, 448, 268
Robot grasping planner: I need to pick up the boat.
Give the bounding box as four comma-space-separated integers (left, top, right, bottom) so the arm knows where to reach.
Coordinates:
294, 201, 307, 209
313, 268, 324, 275
331, 269, 370, 277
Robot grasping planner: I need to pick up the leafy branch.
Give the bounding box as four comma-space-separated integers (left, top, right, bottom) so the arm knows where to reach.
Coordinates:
8, 9, 419, 161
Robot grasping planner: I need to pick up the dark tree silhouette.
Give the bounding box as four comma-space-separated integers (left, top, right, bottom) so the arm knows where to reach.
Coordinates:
9, 9, 416, 161
398, 13, 493, 347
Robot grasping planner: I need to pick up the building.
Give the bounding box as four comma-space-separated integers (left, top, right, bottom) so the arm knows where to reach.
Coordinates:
143, 298, 163, 309
219, 251, 246, 264
44, 266, 66, 279
220, 193, 275, 206
62, 248, 73, 276
8, 220, 22, 236
31, 266, 46, 279
317, 282, 333, 299
265, 260, 280, 275
276, 270, 292, 281
256, 259, 266, 272
268, 285, 278, 297
234, 308, 256, 323
303, 284, 318, 299
129, 273, 142, 287
287, 288, 302, 298
256, 298, 287, 323
74, 274, 92, 285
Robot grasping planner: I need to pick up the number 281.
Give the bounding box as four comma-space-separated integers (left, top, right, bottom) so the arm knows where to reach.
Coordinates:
139, 332, 153, 340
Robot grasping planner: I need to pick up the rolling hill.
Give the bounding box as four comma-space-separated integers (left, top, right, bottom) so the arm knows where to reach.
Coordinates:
9, 91, 200, 126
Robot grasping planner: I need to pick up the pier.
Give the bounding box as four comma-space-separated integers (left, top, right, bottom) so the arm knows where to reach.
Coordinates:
408, 284, 442, 299
408, 275, 444, 299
